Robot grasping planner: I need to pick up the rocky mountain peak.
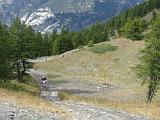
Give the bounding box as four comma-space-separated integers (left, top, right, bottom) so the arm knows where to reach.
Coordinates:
0, 0, 144, 32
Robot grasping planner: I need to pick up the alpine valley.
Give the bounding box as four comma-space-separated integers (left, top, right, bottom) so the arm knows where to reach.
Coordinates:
0, 0, 144, 32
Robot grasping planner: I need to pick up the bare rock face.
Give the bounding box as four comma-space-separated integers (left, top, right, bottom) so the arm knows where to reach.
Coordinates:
0, 0, 144, 32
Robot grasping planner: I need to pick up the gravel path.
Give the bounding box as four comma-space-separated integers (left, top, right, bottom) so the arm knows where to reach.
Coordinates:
0, 101, 65, 120
55, 102, 151, 120
0, 69, 69, 120
29, 69, 152, 120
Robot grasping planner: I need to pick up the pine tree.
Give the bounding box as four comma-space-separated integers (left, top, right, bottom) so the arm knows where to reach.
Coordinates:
9, 17, 23, 80
53, 36, 73, 55
34, 32, 43, 57
120, 18, 144, 40
72, 33, 84, 48
43, 34, 53, 56
136, 18, 160, 102
0, 23, 11, 79
9, 18, 35, 81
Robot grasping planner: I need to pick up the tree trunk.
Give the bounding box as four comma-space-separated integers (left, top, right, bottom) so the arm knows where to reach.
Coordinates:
16, 59, 21, 81
22, 59, 26, 74
147, 84, 155, 103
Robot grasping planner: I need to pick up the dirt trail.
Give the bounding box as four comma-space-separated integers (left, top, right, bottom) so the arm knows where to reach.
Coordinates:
29, 68, 152, 120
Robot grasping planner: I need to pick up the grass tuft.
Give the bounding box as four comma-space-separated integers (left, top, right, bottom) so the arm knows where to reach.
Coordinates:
0, 77, 39, 95
89, 44, 118, 54
0, 80, 25, 92
58, 91, 71, 100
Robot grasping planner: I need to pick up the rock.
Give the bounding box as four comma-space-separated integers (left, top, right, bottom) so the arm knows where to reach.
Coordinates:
87, 115, 92, 118
68, 109, 74, 112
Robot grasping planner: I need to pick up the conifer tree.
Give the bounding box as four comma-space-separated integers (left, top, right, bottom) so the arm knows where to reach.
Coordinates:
136, 18, 160, 102
53, 36, 73, 55
0, 23, 11, 79
9, 18, 35, 81
34, 32, 43, 57
43, 34, 53, 56
120, 18, 144, 40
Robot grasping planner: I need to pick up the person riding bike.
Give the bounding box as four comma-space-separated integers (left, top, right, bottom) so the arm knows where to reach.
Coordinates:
41, 76, 47, 89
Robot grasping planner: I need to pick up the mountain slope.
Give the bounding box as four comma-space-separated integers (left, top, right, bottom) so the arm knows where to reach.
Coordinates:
35, 38, 159, 119
0, 0, 144, 32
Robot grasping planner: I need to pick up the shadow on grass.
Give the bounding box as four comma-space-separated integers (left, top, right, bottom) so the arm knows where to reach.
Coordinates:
49, 79, 69, 85
49, 88, 96, 95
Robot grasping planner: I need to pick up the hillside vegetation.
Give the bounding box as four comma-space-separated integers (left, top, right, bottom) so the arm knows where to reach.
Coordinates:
42, 0, 160, 104
35, 38, 160, 119
0, 0, 159, 85
0, 0, 160, 119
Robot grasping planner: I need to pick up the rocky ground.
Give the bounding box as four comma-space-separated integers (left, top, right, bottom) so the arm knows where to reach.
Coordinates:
0, 40, 155, 120
28, 69, 152, 120
0, 86, 153, 120
55, 101, 151, 120
0, 101, 66, 120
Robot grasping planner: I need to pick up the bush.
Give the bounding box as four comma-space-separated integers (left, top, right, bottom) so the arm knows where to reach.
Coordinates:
87, 41, 94, 47
21, 76, 38, 87
0, 78, 39, 95
78, 45, 83, 49
0, 80, 25, 92
119, 18, 145, 40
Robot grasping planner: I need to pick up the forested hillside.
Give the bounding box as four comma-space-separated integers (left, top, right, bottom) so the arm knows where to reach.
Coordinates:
0, 0, 160, 81
0, 18, 53, 82
1, 0, 160, 102
50, 0, 160, 54
0, 0, 144, 32
1, 0, 160, 79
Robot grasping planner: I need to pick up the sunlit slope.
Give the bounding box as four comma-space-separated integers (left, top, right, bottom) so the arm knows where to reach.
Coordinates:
35, 38, 150, 101
36, 38, 143, 83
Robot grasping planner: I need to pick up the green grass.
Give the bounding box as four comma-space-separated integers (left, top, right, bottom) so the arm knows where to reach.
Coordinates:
50, 80, 68, 85
0, 80, 25, 92
89, 44, 118, 54
23, 77, 39, 88
0, 77, 39, 95
58, 91, 71, 100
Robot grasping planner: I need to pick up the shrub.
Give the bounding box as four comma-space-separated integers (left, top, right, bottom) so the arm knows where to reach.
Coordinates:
58, 91, 72, 100
78, 45, 83, 49
87, 41, 94, 47
0, 80, 25, 92
0, 78, 39, 95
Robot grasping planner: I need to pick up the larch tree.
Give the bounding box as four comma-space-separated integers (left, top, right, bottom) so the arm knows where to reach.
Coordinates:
0, 23, 12, 79
136, 18, 160, 102
9, 18, 35, 81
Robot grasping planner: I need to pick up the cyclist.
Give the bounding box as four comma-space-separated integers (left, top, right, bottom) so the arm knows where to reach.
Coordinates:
41, 76, 47, 89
